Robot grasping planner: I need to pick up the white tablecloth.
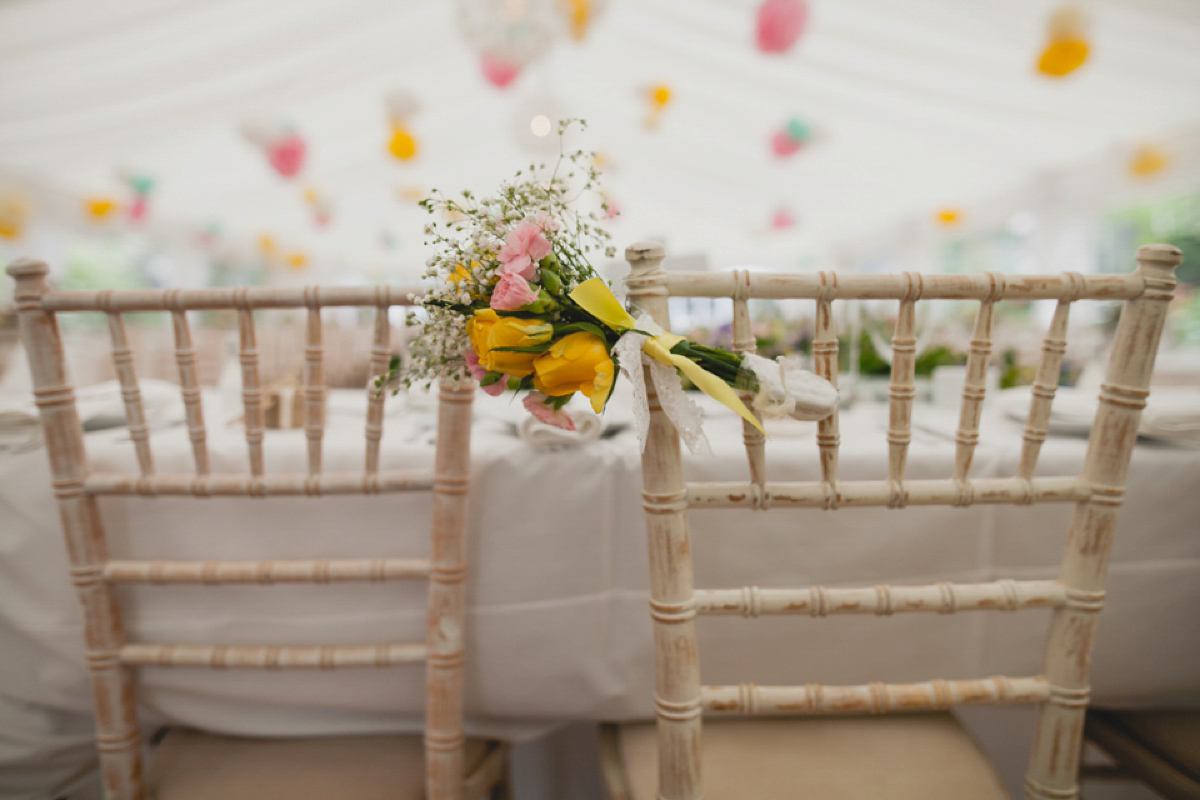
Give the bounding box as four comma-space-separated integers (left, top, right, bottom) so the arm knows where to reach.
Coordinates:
3, 387, 1200, 796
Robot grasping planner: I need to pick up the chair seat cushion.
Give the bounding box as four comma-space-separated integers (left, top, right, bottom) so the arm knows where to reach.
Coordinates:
613, 713, 1010, 799
147, 728, 493, 800
1087, 709, 1200, 798
1102, 710, 1200, 778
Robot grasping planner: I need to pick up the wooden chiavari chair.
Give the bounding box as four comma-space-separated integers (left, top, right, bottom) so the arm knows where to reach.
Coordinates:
6, 259, 508, 800
600, 242, 1182, 799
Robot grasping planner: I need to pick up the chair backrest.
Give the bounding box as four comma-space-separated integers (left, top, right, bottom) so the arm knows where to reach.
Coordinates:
622, 241, 1182, 800
6, 260, 475, 800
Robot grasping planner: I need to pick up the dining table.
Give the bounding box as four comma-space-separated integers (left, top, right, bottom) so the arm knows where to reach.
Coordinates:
2, 382, 1199, 798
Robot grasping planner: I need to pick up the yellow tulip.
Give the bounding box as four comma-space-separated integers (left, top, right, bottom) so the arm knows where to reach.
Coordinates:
532, 331, 615, 413
467, 309, 553, 377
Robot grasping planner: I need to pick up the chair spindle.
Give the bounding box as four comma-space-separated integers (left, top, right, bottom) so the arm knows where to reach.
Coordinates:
303, 296, 326, 476
887, 285, 920, 486
236, 306, 265, 476
170, 305, 209, 475
953, 279, 1001, 484
365, 301, 391, 474
732, 269, 767, 496
813, 274, 841, 508
1017, 282, 1080, 480
103, 308, 154, 475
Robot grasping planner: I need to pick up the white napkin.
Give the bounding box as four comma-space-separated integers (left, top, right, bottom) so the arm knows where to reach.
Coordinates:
0, 378, 186, 433
518, 411, 604, 450
998, 386, 1200, 444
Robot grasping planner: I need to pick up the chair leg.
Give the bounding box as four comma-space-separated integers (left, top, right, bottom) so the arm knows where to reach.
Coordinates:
598, 723, 635, 800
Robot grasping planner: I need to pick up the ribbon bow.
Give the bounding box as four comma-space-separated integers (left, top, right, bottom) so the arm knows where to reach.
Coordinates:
570, 278, 765, 452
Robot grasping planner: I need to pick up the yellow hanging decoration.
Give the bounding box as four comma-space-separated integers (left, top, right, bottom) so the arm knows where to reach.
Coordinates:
286, 251, 309, 270
388, 124, 419, 161
0, 193, 30, 240
1129, 144, 1168, 178
935, 208, 962, 227
258, 234, 277, 257
644, 84, 673, 130
384, 89, 421, 162
397, 186, 427, 203
1037, 5, 1090, 78
85, 196, 119, 221
563, 0, 593, 41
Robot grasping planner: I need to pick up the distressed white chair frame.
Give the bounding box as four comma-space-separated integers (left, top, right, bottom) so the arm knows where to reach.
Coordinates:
6, 259, 503, 800
619, 241, 1181, 800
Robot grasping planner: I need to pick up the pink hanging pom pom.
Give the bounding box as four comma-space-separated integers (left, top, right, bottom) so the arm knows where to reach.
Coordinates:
770, 208, 796, 230
480, 55, 521, 89
268, 134, 307, 178
770, 129, 803, 158
756, 0, 808, 54
128, 195, 148, 222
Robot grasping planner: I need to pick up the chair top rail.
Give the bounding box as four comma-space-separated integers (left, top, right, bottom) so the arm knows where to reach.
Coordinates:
39, 284, 426, 313
664, 270, 1145, 302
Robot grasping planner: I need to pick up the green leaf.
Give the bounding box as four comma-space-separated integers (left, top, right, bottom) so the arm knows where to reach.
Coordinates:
388, 355, 401, 371
554, 321, 609, 340
479, 371, 503, 387
491, 342, 555, 354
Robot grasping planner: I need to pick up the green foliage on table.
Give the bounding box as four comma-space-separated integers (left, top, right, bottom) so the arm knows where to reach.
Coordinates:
856, 331, 965, 377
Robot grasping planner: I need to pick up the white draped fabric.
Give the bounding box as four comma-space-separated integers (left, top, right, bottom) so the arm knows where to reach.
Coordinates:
1, 0, 1199, 276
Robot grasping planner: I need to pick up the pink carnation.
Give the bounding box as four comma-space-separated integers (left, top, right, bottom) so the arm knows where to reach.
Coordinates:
523, 392, 575, 431
490, 272, 538, 310
498, 219, 553, 279
465, 349, 505, 396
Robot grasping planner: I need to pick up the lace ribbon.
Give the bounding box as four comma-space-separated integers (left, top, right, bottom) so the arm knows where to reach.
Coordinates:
614, 315, 713, 456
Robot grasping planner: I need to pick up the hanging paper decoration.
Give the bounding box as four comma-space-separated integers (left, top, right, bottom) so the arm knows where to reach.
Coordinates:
769, 117, 813, 158
1129, 144, 1168, 178
480, 54, 522, 89
120, 170, 156, 222
397, 186, 428, 204
258, 233, 278, 259
286, 251, 309, 270
84, 196, 120, 221
241, 120, 307, 178
459, 0, 564, 85
303, 186, 334, 226
384, 89, 421, 161
560, 0, 605, 42
643, 84, 672, 131
770, 207, 797, 230
935, 208, 962, 227
756, 0, 808, 54
0, 193, 30, 240
197, 220, 222, 249
1036, 5, 1089, 78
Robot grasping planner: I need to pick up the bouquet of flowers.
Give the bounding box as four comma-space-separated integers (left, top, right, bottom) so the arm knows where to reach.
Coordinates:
386, 120, 837, 452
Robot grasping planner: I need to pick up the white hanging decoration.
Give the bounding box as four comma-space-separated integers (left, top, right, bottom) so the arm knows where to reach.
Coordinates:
458, 0, 564, 68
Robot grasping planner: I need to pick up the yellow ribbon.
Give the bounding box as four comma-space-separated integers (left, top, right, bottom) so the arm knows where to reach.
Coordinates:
569, 278, 765, 434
